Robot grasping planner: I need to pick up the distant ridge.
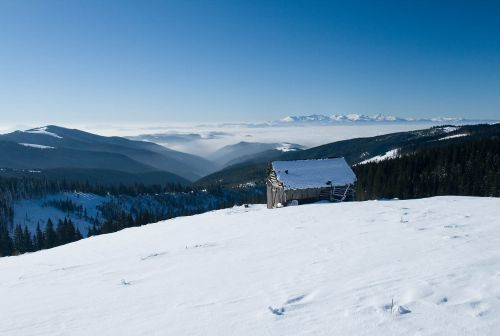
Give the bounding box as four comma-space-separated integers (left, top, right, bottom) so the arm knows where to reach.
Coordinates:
195, 123, 500, 187
277, 113, 471, 124
206, 114, 497, 128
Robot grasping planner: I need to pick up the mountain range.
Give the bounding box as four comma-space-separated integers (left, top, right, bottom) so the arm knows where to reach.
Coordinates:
196, 123, 500, 187
0, 123, 497, 188
0, 126, 218, 184
208, 113, 494, 128
277, 113, 472, 124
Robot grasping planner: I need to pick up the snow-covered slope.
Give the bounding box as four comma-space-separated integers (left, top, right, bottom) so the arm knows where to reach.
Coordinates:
358, 148, 400, 164
1, 197, 499, 335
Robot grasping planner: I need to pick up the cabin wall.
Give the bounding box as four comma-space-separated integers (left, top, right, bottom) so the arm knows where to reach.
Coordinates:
266, 179, 286, 209
284, 185, 355, 204
266, 181, 273, 208
285, 188, 323, 203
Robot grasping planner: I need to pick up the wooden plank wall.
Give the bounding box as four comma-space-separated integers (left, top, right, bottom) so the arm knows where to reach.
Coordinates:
267, 166, 355, 208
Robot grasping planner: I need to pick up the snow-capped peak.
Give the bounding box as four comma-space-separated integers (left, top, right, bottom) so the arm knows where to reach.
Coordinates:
280, 115, 331, 123
275, 143, 302, 152
276, 114, 466, 125
23, 126, 63, 139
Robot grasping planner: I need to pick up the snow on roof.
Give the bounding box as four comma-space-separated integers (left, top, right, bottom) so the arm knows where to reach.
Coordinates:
271, 158, 356, 189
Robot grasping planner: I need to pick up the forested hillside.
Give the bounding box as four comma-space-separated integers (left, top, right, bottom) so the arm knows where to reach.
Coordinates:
0, 177, 264, 257
354, 138, 499, 200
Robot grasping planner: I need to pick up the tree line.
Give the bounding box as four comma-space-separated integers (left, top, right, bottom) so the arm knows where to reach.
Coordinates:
0, 218, 83, 257
0, 176, 265, 257
354, 137, 499, 200
0, 176, 187, 229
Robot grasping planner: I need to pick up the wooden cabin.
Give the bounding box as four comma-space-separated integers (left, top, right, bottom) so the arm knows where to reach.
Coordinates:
266, 158, 356, 209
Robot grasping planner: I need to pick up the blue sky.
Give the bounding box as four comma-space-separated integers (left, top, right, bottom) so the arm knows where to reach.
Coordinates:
0, 0, 499, 125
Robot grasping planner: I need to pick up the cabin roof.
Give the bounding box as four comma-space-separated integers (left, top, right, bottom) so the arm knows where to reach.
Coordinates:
271, 158, 356, 190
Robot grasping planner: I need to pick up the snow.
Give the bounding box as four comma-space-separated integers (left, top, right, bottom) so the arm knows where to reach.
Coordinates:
272, 158, 356, 189
0, 197, 499, 335
13, 192, 110, 234
23, 126, 63, 139
441, 126, 459, 133
358, 149, 400, 164
279, 114, 467, 124
18, 143, 55, 149
276, 143, 300, 152
439, 134, 469, 141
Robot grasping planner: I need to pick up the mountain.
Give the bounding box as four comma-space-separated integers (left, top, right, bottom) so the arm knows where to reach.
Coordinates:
276, 113, 468, 125
191, 114, 494, 129
210, 141, 304, 167
1, 197, 499, 335
196, 123, 500, 187
0, 126, 219, 183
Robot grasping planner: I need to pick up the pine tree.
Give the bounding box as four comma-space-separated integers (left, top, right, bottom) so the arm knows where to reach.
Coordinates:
13, 224, 25, 254
35, 223, 44, 251
44, 218, 57, 249
0, 223, 14, 257
23, 226, 33, 253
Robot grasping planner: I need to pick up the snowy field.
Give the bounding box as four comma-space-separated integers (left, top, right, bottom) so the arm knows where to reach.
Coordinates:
1, 196, 499, 335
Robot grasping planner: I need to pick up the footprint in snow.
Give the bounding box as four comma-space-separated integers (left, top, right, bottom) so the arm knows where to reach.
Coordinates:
444, 224, 466, 229
383, 302, 411, 315
397, 306, 412, 315
185, 243, 218, 250
268, 294, 307, 317
444, 235, 467, 239
286, 295, 306, 304
141, 252, 167, 260
268, 306, 285, 316
121, 279, 131, 286
469, 300, 489, 317
438, 297, 448, 305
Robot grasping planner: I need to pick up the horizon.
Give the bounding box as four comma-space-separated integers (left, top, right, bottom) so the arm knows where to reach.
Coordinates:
0, 111, 498, 135
1, 117, 496, 157
1, 0, 499, 125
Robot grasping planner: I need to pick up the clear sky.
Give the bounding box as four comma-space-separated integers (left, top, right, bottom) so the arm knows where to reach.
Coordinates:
0, 0, 499, 125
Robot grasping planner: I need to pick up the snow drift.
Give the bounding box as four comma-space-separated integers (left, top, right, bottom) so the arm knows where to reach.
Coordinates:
0, 196, 499, 335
